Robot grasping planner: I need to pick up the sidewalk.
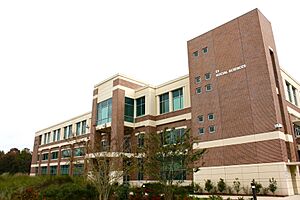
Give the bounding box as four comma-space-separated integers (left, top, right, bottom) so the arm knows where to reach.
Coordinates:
191, 194, 300, 200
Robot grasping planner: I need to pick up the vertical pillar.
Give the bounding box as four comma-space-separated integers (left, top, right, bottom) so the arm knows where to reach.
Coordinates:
169, 91, 173, 112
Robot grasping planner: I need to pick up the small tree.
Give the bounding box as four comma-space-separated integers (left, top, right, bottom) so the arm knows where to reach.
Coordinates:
205, 179, 214, 193
233, 178, 241, 194
143, 128, 206, 200
217, 178, 226, 193
269, 178, 277, 195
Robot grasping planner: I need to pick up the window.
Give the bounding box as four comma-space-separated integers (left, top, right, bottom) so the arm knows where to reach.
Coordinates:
162, 128, 185, 145
74, 148, 85, 157
82, 120, 87, 134
43, 133, 47, 144
137, 158, 144, 181
63, 125, 72, 139
195, 76, 201, 84
53, 129, 60, 142
208, 113, 215, 120
124, 97, 134, 122
124, 136, 131, 153
209, 125, 216, 133
198, 128, 205, 135
172, 88, 183, 111
286, 81, 292, 102
205, 72, 211, 80
62, 149, 71, 158
202, 47, 208, 54
196, 87, 202, 94
193, 51, 199, 57
51, 151, 58, 160
76, 122, 81, 136
41, 166, 48, 175
295, 125, 300, 137
73, 164, 84, 176
136, 96, 145, 117
43, 132, 50, 144
205, 84, 212, 92
198, 115, 204, 123
292, 87, 298, 106
50, 166, 57, 175
159, 93, 169, 114
60, 165, 69, 175
137, 133, 144, 148
42, 153, 48, 160
161, 158, 186, 181
101, 140, 109, 151
97, 98, 112, 125
47, 132, 50, 143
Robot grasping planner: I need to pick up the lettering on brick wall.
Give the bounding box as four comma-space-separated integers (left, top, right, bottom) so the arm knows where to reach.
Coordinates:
215, 64, 246, 77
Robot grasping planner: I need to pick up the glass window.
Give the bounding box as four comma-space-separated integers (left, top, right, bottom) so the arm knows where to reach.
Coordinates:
50, 166, 57, 175
202, 47, 208, 54
137, 133, 144, 148
209, 125, 216, 133
41, 166, 48, 175
53, 131, 56, 142
292, 87, 298, 106
76, 122, 81, 136
101, 140, 109, 151
74, 148, 85, 157
64, 125, 72, 139
42, 153, 48, 160
172, 88, 183, 111
60, 165, 69, 175
198, 128, 205, 135
198, 115, 204, 123
159, 93, 169, 114
97, 98, 112, 125
47, 132, 50, 144
286, 81, 292, 102
196, 87, 202, 94
163, 128, 185, 145
195, 76, 201, 84
205, 84, 212, 92
73, 164, 84, 176
161, 158, 186, 181
56, 129, 60, 141
124, 97, 134, 122
193, 51, 199, 57
51, 151, 58, 160
43, 133, 47, 144
124, 136, 131, 153
136, 96, 145, 117
205, 72, 211, 80
295, 125, 300, 137
62, 149, 71, 158
208, 113, 215, 120
82, 120, 87, 134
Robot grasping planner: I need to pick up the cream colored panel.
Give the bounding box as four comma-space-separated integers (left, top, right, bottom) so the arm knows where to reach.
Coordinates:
287, 106, 300, 118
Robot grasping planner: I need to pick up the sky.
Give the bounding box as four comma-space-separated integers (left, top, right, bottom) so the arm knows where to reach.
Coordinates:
0, 0, 299, 152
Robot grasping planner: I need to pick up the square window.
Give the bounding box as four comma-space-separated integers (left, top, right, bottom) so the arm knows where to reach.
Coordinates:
193, 51, 199, 57
205, 84, 212, 92
198, 128, 205, 135
198, 115, 204, 123
196, 87, 202, 94
208, 113, 215, 120
209, 125, 216, 133
205, 72, 211, 80
195, 76, 201, 84
202, 47, 208, 54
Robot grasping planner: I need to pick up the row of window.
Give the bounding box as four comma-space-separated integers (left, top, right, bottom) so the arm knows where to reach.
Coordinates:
198, 125, 216, 135
196, 84, 212, 94
96, 88, 184, 125
286, 81, 299, 106
41, 120, 87, 145
38, 164, 83, 176
40, 148, 85, 161
159, 88, 184, 114
195, 72, 211, 83
192, 46, 208, 57
198, 113, 215, 123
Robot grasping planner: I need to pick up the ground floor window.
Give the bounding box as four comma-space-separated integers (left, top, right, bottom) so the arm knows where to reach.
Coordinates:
50, 166, 57, 175
41, 166, 48, 175
73, 164, 84, 176
60, 165, 69, 175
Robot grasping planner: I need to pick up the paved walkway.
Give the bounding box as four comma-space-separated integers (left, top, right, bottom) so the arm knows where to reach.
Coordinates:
192, 194, 300, 199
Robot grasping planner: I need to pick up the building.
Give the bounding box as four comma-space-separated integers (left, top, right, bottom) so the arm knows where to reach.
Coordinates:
30, 9, 300, 195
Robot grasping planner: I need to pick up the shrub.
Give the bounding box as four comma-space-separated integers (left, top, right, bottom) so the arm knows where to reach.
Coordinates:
242, 186, 250, 195
217, 178, 226, 193
262, 186, 269, 195
226, 185, 233, 195
233, 178, 241, 194
194, 183, 203, 194
237, 197, 244, 200
114, 184, 130, 200
208, 195, 223, 200
205, 179, 214, 193
269, 178, 277, 195
251, 179, 262, 194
